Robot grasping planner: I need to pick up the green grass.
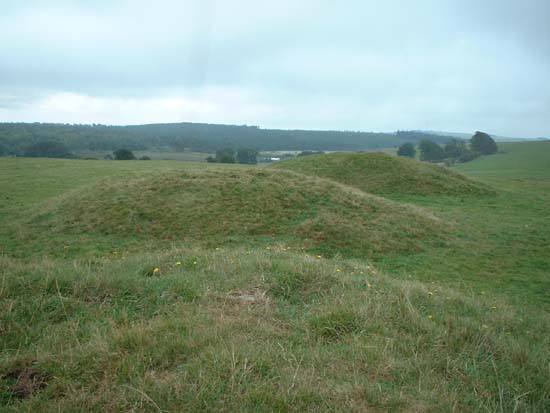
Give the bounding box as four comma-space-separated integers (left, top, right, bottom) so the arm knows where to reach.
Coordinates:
1, 143, 550, 411
1, 248, 548, 411
372, 141, 550, 307
0, 158, 207, 210
454, 141, 550, 183
271, 151, 493, 196
7, 167, 447, 260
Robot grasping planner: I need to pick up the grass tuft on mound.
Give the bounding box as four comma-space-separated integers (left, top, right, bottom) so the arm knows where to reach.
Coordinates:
24, 169, 449, 258
272, 152, 494, 196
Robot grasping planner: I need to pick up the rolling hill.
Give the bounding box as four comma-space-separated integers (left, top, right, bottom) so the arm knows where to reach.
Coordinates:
0, 122, 456, 154
24, 168, 448, 259
272, 152, 494, 196
1, 141, 549, 411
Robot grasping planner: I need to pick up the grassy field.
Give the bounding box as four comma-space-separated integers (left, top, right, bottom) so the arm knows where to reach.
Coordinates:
78, 150, 211, 162
1, 142, 549, 411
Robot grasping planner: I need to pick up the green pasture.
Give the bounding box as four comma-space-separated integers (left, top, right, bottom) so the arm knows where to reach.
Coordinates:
0, 141, 549, 411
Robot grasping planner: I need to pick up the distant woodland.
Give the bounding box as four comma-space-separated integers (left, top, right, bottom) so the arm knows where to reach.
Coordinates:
0, 122, 455, 156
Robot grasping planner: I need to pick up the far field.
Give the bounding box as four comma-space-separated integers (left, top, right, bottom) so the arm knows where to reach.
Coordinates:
78, 150, 212, 162
0, 141, 549, 411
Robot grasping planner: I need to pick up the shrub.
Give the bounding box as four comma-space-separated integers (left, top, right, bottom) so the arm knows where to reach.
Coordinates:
236, 148, 258, 164
397, 142, 416, 158
457, 151, 477, 163
418, 139, 445, 162
444, 140, 467, 158
444, 139, 477, 163
310, 310, 364, 340
113, 149, 136, 160
139, 155, 151, 160
215, 148, 236, 163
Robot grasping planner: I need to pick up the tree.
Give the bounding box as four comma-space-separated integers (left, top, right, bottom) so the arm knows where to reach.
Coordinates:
139, 155, 151, 160
236, 148, 258, 164
397, 142, 416, 158
470, 131, 497, 155
441, 139, 478, 163
215, 148, 236, 163
113, 148, 136, 160
24, 141, 75, 158
418, 139, 445, 162
444, 140, 469, 158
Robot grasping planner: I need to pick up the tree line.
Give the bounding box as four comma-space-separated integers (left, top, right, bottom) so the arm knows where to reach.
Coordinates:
397, 131, 498, 163
0, 122, 455, 157
206, 148, 259, 164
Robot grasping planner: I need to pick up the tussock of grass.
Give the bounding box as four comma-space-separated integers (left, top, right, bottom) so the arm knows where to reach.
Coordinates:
21, 169, 449, 258
309, 310, 365, 340
272, 151, 495, 196
1, 249, 548, 411
268, 264, 336, 303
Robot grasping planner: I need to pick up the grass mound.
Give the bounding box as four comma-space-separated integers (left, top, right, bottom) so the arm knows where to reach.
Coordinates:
28, 169, 447, 258
272, 152, 494, 196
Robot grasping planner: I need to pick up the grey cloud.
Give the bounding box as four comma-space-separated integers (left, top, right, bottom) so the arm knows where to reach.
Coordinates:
0, 0, 548, 137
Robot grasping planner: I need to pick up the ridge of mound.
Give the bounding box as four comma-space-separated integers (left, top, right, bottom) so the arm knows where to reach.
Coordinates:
271, 152, 494, 196
31, 169, 449, 258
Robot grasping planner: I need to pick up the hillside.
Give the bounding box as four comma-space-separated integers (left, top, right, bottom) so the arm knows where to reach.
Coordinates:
454, 140, 550, 183
19, 169, 448, 259
0, 122, 455, 154
272, 152, 494, 196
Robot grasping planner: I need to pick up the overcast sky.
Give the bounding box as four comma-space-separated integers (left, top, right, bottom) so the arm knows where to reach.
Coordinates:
0, 0, 548, 137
